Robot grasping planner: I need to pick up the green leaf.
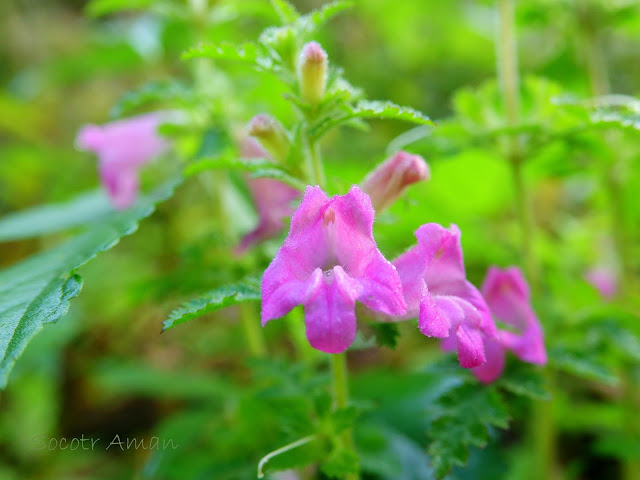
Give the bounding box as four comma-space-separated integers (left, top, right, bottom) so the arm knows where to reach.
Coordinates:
321, 448, 360, 479
163, 277, 262, 331
311, 100, 433, 138
0, 190, 113, 242
270, 0, 300, 24
498, 362, 550, 400
550, 347, 618, 385
110, 80, 190, 118
92, 362, 236, 400
0, 179, 180, 389
85, 0, 153, 17
185, 153, 307, 190
427, 384, 510, 478
182, 41, 264, 65
297, 1, 354, 35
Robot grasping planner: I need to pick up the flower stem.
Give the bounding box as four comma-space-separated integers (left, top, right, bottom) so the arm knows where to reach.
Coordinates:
240, 303, 266, 357
332, 353, 349, 409
581, 14, 638, 480
331, 353, 358, 480
497, 1, 553, 479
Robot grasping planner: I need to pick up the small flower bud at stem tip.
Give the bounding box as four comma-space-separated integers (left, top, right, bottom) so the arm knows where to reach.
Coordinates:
298, 41, 328, 106
247, 114, 291, 163
361, 151, 430, 211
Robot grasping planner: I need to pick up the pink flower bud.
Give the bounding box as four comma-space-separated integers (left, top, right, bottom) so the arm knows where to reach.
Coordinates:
298, 41, 328, 105
247, 114, 290, 163
361, 151, 430, 211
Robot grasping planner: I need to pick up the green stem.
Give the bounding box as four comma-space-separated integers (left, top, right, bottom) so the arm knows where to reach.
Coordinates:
308, 138, 326, 187
497, 2, 552, 479
331, 353, 358, 480
332, 353, 349, 409
581, 16, 638, 480
240, 303, 266, 357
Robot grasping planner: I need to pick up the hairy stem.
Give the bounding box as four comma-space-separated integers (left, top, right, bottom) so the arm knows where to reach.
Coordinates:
582, 16, 638, 480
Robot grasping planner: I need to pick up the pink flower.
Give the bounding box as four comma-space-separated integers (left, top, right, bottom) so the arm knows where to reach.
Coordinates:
585, 266, 618, 300
237, 137, 300, 253
361, 151, 430, 211
261, 186, 407, 354
76, 112, 172, 209
472, 266, 547, 383
392, 224, 497, 368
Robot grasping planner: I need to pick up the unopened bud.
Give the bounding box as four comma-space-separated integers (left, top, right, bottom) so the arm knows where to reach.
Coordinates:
247, 114, 290, 162
361, 151, 430, 211
298, 41, 328, 106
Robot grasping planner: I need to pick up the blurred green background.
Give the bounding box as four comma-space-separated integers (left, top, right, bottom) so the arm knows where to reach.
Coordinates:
1, 1, 639, 479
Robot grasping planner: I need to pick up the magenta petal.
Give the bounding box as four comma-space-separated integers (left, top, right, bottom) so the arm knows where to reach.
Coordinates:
76, 111, 174, 209
481, 266, 547, 369
472, 338, 506, 383
99, 164, 139, 210
260, 185, 406, 353
456, 323, 486, 368
304, 266, 359, 354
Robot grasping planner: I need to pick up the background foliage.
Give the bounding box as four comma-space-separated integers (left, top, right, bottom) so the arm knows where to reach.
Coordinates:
0, 0, 639, 479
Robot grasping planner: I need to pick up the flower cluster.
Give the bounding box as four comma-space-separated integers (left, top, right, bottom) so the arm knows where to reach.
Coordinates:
258, 154, 546, 380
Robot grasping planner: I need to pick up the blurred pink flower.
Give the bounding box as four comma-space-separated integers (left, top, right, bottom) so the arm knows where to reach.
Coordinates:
472, 266, 547, 383
236, 137, 300, 253
585, 266, 618, 300
261, 186, 406, 354
392, 224, 497, 368
361, 151, 430, 210
76, 112, 172, 209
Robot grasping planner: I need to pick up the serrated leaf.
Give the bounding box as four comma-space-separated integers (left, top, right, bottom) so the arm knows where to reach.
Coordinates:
163, 277, 262, 331
0, 190, 112, 242
270, 0, 300, 24
182, 41, 265, 65
0, 179, 180, 389
498, 362, 550, 400
550, 347, 618, 385
427, 384, 510, 478
110, 80, 190, 118
321, 448, 359, 479
311, 100, 433, 138
297, 1, 354, 35
185, 153, 307, 190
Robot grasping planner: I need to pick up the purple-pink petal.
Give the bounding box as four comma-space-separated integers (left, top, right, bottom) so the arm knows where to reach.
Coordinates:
261, 185, 406, 354
392, 223, 496, 369
75, 112, 173, 209
471, 266, 547, 383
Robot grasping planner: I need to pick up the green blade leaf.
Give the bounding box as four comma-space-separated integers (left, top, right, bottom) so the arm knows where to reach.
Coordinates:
163, 277, 262, 331
0, 179, 180, 389
0, 190, 113, 242
110, 80, 190, 118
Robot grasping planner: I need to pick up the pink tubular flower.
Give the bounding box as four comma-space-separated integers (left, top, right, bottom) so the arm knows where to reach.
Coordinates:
261, 185, 407, 354
585, 266, 618, 300
361, 151, 430, 211
392, 224, 497, 368
75, 112, 172, 209
472, 266, 547, 383
236, 137, 300, 253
